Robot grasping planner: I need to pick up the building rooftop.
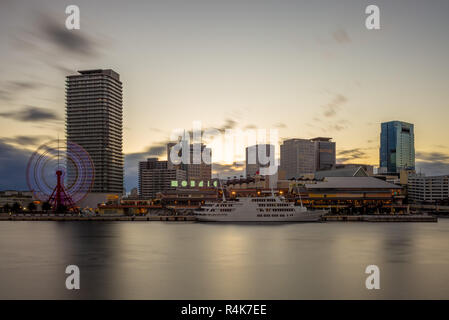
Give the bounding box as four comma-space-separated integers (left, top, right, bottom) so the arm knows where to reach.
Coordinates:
306, 177, 401, 190
69, 69, 120, 81
311, 137, 333, 142
314, 166, 368, 180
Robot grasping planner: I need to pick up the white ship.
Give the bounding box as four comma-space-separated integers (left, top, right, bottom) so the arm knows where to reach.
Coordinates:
193, 195, 327, 222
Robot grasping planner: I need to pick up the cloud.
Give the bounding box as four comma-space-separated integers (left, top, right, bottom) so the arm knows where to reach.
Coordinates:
415, 151, 449, 175
337, 148, 368, 163
212, 162, 245, 179
332, 28, 351, 44
2, 135, 52, 146
416, 162, 449, 176
0, 140, 31, 190
0, 106, 61, 122
244, 124, 257, 130
323, 94, 347, 117
124, 142, 169, 191
0, 80, 44, 102
39, 15, 98, 57
416, 151, 449, 163
274, 122, 287, 129
9, 11, 105, 77
332, 124, 345, 131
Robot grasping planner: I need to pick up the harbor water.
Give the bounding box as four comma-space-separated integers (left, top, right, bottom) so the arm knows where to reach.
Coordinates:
0, 219, 449, 299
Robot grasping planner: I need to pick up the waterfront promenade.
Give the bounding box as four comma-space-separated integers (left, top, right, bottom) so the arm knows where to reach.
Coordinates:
0, 212, 438, 222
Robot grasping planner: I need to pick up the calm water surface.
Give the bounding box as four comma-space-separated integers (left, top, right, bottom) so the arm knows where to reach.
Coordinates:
1, 220, 449, 299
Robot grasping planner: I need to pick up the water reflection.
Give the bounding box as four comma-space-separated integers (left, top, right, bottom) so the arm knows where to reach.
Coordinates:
0, 220, 448, 299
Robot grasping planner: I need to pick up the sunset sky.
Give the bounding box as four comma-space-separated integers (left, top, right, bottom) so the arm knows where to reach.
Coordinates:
1, 0, 449, 191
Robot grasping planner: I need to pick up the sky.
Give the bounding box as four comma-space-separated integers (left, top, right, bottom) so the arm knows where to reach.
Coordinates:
0, 0, 449, 191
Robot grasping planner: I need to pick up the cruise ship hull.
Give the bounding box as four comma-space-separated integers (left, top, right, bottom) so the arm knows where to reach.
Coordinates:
195, 210, 326, 222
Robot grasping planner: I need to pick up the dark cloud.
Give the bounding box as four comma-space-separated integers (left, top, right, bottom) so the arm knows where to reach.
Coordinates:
0, 106, 61, 122
323, 94, 347, 117
332, 28, 351, 44
0, 140, 30, 190
274, 122, 287, 129
337, 148, 368, 163
416, 161, 449, 176
38, 14, 98, 57
244, 124, 257, 130
2, 135, 52, 146
0, 80, 44, 102
332, 124, 345, 131
212, 162, 245, 179
416, 151, 449, 163
214, 118, 237, 132
124, 143, 169, 191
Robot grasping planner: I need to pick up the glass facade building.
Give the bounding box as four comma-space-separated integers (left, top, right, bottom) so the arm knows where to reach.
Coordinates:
379, 121, 415, 173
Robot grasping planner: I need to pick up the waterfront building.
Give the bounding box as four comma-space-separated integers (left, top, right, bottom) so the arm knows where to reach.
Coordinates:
312, 137, 336, 171
314, 166, 368, 180
139, 158, 187, 199
407, 174, 449, 203
304, 176, 405, 213
379, 121, 415, 173
0, 190, 36, 210
245, 144, 275, 177
333, 163, 374, 176
66, 69, 124, 197
280, 139, 316, 179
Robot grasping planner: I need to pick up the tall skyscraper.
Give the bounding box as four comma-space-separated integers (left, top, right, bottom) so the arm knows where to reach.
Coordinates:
380, 121, 415, 173
280, 139, 316, 179
245, 144, 275, 177
311, 137, 336, 171
66, 69, 124, 195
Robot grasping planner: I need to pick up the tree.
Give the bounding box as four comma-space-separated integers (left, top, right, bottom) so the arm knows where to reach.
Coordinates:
27, 202, 37, 213
11, 202, 21, 213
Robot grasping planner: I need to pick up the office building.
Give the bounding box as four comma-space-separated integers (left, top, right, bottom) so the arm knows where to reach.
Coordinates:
139, 158, 186, 198
379, 121, 415, 173
312, 137, 336, 171
66, 69, 124, 196
408, 174, 449, 203
280, 139, 316, 179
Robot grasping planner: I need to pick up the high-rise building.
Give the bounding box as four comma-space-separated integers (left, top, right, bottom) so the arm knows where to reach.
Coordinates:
167, 142, 212, 183
139, 158, 186, 198
66, 69, 124, 194
245, 144, 275, 177
380, 121, 415, 173
312, 137, 336, 171
280, 139, 316, 179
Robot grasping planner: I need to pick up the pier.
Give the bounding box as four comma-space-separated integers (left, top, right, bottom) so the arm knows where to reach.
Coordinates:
0, 213, 438, 222
0, 213, 196, 222
323, 214, 437, 222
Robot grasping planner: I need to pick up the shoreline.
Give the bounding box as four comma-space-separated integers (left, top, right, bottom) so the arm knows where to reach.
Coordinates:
0, 213, 438, 222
